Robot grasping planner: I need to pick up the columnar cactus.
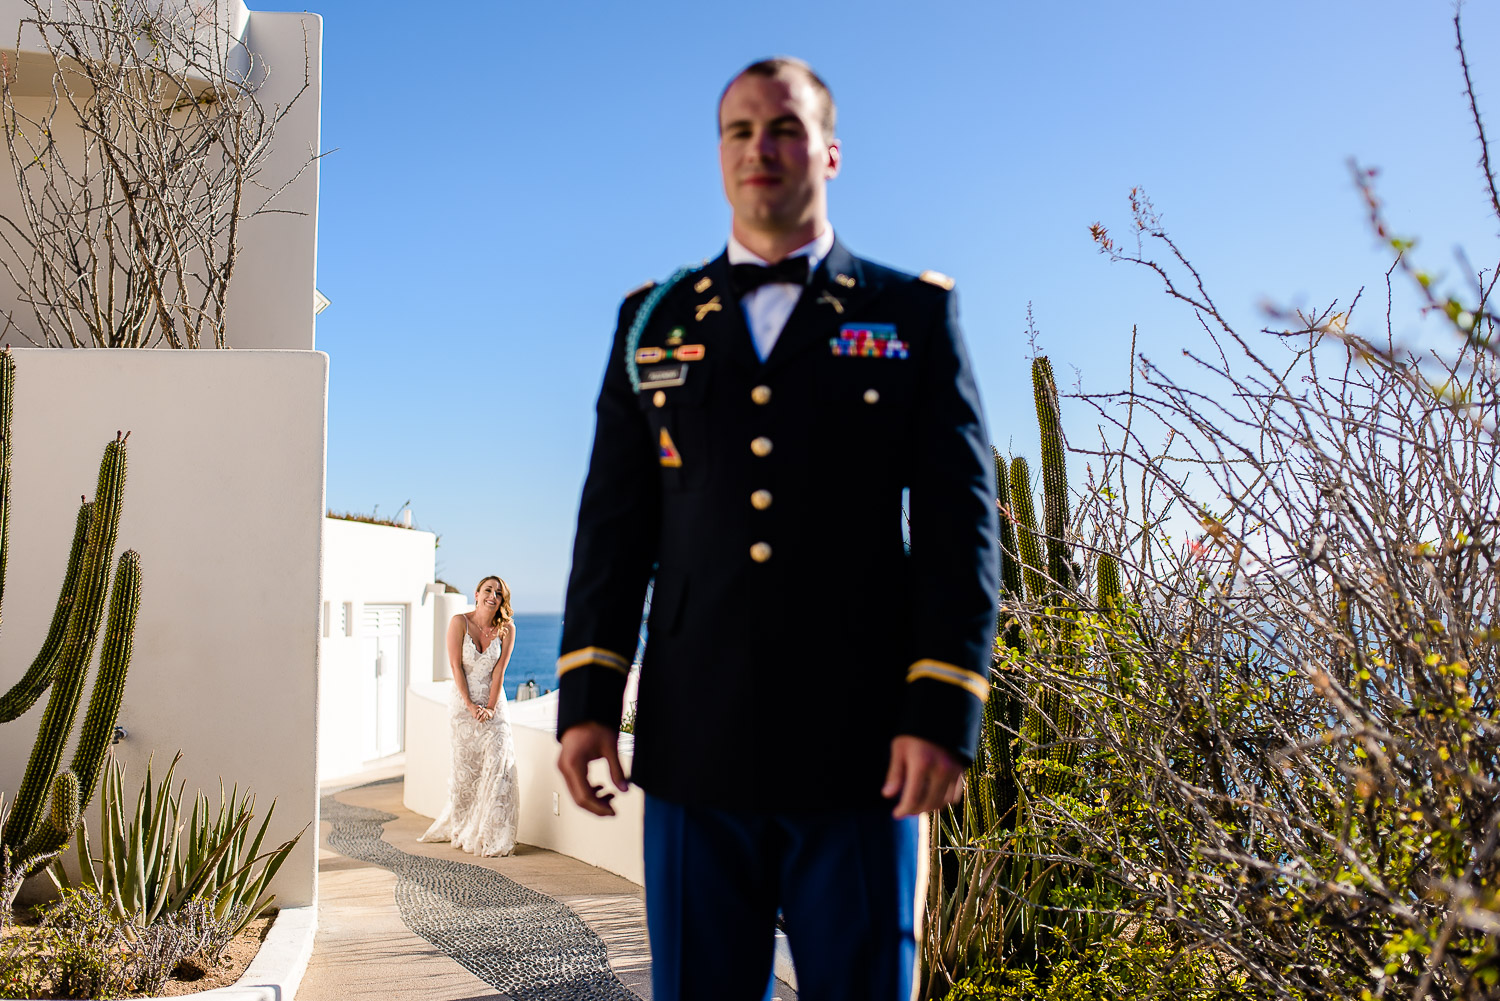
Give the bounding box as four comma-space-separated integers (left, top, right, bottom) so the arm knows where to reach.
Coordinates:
0, 501, 91, 723
966, 356, 1125, 825
965, 448, 1026, 834
0, 350, 141, 878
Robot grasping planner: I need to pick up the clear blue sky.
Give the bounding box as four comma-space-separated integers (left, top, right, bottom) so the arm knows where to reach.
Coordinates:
268, 0, 1500, 612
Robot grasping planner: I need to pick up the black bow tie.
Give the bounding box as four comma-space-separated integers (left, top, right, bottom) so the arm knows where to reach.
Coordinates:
731, 256, 811, 293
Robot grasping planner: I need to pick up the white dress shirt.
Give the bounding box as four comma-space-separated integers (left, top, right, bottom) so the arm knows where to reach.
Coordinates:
727, 228, 836, 361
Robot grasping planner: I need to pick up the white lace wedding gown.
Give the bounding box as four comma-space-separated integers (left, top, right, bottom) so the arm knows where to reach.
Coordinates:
418, 632, 519, 856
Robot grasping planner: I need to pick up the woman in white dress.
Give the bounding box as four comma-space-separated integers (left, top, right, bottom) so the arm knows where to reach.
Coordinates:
419, 575, 520, 856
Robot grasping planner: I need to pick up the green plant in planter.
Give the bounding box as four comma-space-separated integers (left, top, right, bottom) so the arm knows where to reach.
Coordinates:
0, 349, 143, 894
55, 751, 304, 935
176, 775, 302, 934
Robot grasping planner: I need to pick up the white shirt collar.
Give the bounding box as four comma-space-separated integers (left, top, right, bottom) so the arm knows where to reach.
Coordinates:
726, 227, 836, 277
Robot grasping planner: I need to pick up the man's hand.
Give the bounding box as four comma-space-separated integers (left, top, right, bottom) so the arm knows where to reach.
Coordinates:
557, 722, 630, 817
881, 735, 964, 818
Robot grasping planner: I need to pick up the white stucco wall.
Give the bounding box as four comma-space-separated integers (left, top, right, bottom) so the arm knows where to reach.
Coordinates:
318, 519, 438, 782
234, 9, 323, 350
0, 349, 327, 908
428, 591, 473, 682
0, 2, 321, 351
405, 681, 646, 885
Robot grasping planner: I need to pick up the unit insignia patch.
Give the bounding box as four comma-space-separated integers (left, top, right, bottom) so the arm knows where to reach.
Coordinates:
659, 427, 683, 468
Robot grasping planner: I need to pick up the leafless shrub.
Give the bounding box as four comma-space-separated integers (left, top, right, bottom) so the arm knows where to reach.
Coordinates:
0, 0, 313, 347
995, 15, 1500, 999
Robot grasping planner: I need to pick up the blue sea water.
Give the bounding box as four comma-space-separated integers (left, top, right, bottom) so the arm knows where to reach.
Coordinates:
503, 612, 562, 700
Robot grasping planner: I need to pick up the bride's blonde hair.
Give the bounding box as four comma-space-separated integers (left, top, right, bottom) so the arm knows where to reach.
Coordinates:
475, 575, 513, 628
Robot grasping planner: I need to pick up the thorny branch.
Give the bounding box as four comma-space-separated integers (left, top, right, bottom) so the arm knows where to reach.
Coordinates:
984, 13, 1500, 1001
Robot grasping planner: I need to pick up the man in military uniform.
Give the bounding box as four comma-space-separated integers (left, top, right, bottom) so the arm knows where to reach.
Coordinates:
556, 57, 998, 1001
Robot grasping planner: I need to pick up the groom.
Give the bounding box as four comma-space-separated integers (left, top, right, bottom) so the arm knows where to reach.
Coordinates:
556, 57, 998, 1001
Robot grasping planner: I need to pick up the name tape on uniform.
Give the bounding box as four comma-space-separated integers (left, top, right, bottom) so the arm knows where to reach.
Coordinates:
642, 364, 688, 388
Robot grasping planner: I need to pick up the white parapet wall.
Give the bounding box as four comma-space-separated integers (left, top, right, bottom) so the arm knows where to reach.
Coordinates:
405, 684, 646, 886
0, 349, 327, 908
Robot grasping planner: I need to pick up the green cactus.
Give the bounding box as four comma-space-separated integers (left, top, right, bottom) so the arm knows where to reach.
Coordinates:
0, 350, 142, 878
1097, 553, 1123, 611
1033, 357, 1073, 592
991, 451, 1027, 830
48, 771, 79, 837
974, 357, 1125, 812
967, 448, 1027, 833
70, 549, 140, 803
20, 770, 83, 862
0, 501, 91, 723
0, 347, 11, 631
1008, 457, 1047, 607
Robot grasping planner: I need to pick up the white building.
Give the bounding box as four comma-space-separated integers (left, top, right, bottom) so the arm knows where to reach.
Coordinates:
0, 0, 324, 909
318, 517, 467, 782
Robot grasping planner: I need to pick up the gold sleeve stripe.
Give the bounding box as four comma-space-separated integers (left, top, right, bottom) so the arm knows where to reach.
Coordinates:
557, 647, 630, 677
906, 659, 988, 700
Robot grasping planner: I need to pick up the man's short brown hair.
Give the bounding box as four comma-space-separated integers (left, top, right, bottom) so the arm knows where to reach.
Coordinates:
719, 57, 837, 141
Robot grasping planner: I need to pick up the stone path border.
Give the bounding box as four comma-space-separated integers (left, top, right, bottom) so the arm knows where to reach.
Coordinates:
321, 781, 639, 1000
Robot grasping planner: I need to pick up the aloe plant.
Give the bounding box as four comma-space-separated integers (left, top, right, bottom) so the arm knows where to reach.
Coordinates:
55, 753, 303, 935
177, 779, 301, 935
0, 349, 143, 884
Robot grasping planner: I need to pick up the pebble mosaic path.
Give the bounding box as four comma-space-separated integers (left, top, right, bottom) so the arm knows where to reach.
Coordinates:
321, 781, 641, 1001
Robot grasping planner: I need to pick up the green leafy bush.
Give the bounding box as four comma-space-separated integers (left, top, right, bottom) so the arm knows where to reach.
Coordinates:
933, 15, 1500, 999
940, 936, 1237, 1000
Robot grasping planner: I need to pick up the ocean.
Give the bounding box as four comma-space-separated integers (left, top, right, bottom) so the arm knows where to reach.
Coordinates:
503, 612, 562, 700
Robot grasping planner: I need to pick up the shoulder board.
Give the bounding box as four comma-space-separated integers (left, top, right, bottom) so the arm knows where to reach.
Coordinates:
919, 270, 955, 291
625, 279, 656, 298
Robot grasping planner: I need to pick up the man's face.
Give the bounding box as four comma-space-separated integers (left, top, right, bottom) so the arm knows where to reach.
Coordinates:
718, 71, 840, 237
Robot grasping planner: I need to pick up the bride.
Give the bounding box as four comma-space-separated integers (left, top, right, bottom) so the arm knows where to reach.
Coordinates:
419, 575, 519, 856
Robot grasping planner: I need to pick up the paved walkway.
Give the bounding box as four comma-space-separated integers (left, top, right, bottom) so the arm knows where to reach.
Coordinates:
303, 775, 796, 1001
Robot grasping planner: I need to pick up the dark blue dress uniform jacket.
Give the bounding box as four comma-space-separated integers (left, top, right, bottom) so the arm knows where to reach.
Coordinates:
558, 239, 999, 811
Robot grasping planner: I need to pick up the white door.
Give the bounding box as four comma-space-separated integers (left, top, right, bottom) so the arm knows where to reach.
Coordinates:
361, 604, 407, 760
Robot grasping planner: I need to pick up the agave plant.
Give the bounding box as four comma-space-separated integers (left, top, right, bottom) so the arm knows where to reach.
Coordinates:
176, 777, 300, 934
53, 752, 302, 935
